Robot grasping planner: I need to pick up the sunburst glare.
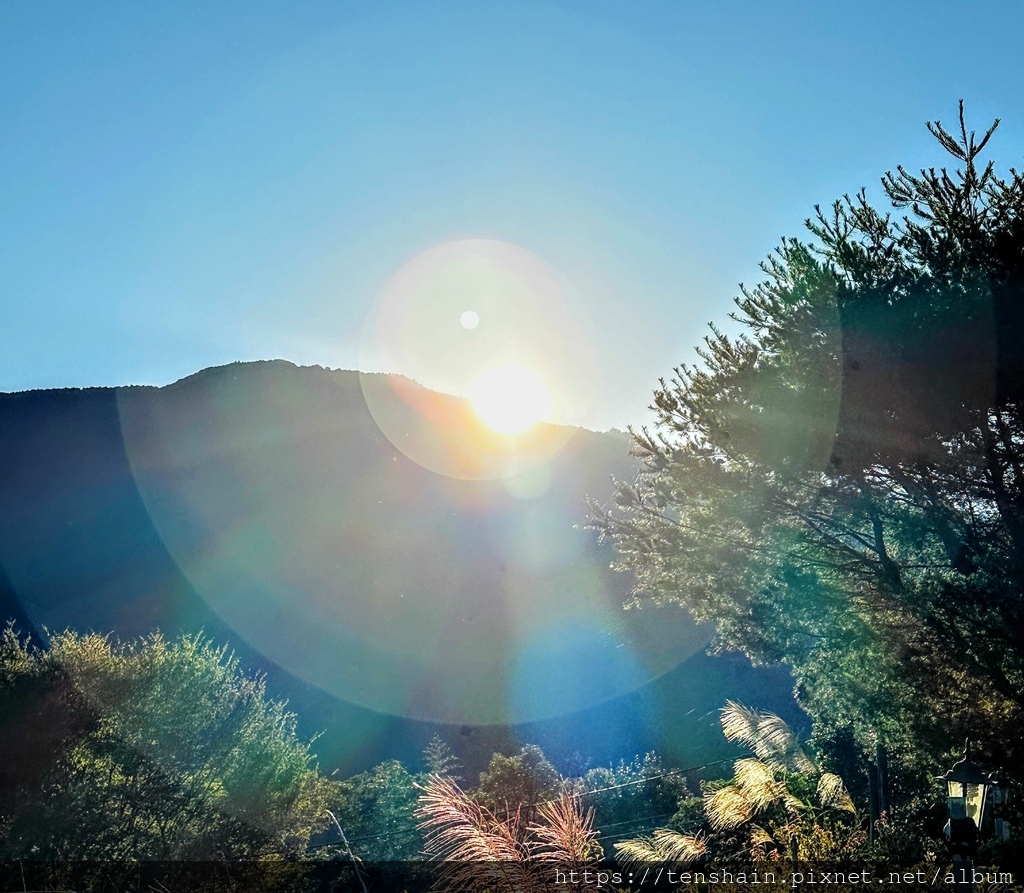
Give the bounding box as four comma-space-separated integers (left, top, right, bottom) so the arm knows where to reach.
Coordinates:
358, 238, 598, 479
469, 364, 550, 435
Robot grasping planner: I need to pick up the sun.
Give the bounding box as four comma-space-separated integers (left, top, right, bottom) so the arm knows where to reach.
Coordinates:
469, 364, 550, 435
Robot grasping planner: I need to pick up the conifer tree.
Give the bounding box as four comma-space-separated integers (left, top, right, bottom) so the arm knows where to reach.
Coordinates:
596, 104, 1024, 785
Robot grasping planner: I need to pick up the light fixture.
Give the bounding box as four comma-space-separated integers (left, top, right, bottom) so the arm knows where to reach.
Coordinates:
940, 740, 995, 830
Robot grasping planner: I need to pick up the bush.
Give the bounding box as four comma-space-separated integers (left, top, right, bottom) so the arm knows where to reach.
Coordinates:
0, 626, 332, 859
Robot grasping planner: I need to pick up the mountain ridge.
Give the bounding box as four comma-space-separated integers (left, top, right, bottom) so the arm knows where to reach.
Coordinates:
0, 360, 801, 776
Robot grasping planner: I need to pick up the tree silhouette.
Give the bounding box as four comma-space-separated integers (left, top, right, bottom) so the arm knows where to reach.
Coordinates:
596, 104, 1024, 786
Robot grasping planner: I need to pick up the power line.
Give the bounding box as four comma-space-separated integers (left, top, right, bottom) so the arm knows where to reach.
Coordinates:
558, 757, 734, 804
314, 756, 737, 850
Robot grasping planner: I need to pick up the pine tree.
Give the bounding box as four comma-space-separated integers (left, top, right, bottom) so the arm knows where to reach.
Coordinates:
423, 734, 461, 780
595, 104, 1024, 786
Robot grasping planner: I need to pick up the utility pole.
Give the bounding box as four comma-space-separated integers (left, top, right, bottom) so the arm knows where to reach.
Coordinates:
325, 809, 369, 893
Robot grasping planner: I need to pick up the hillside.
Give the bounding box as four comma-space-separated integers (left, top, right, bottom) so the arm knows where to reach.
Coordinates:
0, 361, 801, 774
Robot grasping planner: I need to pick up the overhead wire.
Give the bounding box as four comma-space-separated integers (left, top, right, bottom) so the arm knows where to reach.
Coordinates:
313, 754, 737, 850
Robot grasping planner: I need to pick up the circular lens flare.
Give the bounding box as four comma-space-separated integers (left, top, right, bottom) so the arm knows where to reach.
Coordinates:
460, 310, 480, 330
469, 365, 550, 435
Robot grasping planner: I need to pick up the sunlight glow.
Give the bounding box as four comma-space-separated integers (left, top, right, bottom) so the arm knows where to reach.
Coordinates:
359, 238, 597, 478
469, 365, 550, 435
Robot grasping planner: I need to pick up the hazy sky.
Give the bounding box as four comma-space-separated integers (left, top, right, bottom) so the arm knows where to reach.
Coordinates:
3, 1, 1023, 430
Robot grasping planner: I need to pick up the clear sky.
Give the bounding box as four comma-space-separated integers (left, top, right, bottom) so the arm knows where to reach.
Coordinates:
3, 0, 1023, 431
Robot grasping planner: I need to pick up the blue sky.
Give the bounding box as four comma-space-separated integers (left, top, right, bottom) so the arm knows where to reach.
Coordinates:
3, 0, 1023, 430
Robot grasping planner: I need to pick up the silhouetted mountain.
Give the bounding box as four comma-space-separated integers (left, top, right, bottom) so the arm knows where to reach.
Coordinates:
0, 361, 801, 776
